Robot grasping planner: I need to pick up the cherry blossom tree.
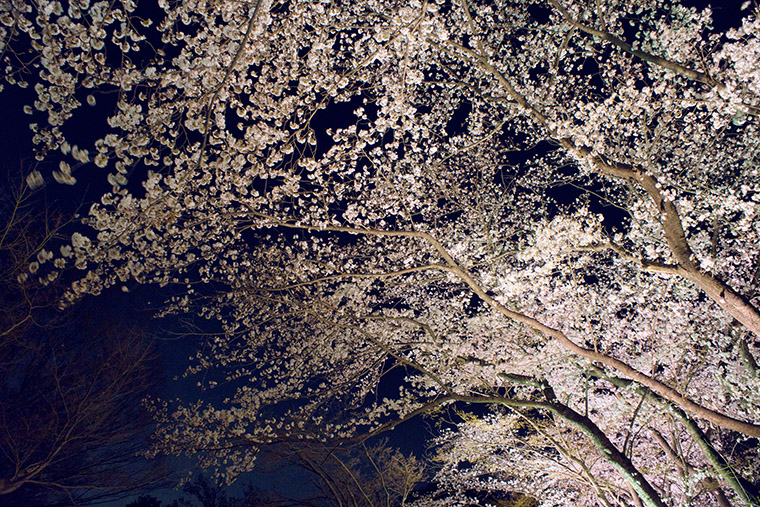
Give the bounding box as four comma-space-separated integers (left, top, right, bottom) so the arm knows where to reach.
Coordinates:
3, 0, 760, 505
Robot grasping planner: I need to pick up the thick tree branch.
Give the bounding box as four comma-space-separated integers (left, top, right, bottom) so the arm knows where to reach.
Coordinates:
240, 212, 760, 438
443, 37, 760, 338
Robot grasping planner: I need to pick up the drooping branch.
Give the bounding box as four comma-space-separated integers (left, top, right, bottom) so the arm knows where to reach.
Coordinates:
240, 212, 760, 438
579, 150, 760, 338
329, 325, 665, 507
433, 256, 760, 438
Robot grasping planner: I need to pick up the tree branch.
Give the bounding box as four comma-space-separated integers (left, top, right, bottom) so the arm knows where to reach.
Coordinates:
546, 0, 718, 86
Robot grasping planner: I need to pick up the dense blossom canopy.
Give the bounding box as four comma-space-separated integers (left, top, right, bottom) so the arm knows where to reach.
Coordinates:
3, 0, 760, 504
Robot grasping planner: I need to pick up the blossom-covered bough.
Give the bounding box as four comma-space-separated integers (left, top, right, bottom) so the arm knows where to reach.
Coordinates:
3, 0, 760, 504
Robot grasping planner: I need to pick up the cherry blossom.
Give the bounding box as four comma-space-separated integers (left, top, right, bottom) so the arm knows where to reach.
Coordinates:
4, 0, 760, 504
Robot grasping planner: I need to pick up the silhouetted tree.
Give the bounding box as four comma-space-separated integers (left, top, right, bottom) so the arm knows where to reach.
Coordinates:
0, 171, 168, 504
